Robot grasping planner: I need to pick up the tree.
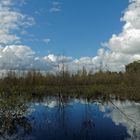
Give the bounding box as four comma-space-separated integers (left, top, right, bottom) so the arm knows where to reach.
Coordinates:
126, 60, 140, 73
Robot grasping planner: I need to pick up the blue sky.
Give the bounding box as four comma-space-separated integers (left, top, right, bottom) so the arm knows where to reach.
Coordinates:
0, 0, 140, 72
20, 0, 128, 58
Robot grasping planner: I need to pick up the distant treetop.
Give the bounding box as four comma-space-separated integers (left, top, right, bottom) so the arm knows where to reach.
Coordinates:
125, 60, 140, 73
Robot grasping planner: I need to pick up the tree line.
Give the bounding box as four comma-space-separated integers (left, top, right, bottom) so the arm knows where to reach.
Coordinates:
0, 60, 140, 100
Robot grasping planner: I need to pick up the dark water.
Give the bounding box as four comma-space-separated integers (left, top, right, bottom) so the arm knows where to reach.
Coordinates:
0, 96, 140, 140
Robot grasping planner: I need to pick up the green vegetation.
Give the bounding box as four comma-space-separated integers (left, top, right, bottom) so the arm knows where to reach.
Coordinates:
126, 60, 140, 73
0, 61, 140, 101
0, 94, 32, 138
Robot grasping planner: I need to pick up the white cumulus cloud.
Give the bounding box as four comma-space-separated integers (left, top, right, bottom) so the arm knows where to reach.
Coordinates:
73, 0, 140, 72
0, 45, 59, 72
100, 0, 140, 71
0, 0, 35, 45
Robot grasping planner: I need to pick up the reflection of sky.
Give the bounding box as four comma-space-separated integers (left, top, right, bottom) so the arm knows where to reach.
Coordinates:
99, 100, 140, 140
1, 98, 139, 140
27, 98, 130, 140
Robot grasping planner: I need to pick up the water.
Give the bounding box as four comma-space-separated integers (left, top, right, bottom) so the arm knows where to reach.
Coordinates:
0, 95, 140, 140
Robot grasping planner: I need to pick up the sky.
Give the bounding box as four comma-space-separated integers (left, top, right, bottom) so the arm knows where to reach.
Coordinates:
0, 0, 140, 72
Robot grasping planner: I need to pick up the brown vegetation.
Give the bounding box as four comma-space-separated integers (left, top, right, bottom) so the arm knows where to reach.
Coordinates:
0, 61, 140, 101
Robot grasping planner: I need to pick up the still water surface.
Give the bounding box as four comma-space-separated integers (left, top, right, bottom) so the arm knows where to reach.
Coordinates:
0, 96, 140, 140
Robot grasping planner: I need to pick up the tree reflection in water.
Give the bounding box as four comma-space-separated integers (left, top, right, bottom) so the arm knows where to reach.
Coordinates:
50, 96, 72, 139
0, 94, 32, 139
49, 97, 95, 140
45, 96, 95, 140
79, 99, 95, 140
0, 94, 136, 140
